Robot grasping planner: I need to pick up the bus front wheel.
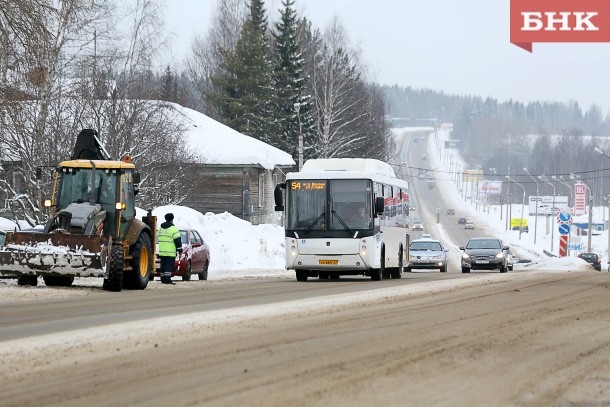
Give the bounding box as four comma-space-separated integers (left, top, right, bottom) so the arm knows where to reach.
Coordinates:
296, 270, 309, 282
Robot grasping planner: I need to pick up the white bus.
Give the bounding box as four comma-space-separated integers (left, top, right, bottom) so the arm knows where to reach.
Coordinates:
274, 158, 410, 281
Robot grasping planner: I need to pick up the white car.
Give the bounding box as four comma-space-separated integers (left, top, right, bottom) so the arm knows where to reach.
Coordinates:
408, 238, 448, 273
412, 220, 424, 231
464, 220, 475, 230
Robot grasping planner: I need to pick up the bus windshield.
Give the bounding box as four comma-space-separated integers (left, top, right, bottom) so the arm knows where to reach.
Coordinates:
286, 179, 372, 232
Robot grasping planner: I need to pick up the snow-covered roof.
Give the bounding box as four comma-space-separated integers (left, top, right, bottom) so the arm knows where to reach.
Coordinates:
170, 103, 295, 170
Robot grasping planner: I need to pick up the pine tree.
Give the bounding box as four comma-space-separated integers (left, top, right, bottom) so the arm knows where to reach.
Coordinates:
206, 0, 275, 145
271, 0, 311, 159
160, 65, 174, 102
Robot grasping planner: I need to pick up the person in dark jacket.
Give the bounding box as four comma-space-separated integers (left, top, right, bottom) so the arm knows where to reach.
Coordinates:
158, 213, 183, 285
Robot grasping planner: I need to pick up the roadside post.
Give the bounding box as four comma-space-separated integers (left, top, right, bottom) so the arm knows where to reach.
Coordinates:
558, 210, 572, 257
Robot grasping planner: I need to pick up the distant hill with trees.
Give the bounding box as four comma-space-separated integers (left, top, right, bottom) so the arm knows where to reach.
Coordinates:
382, 85, 610, 204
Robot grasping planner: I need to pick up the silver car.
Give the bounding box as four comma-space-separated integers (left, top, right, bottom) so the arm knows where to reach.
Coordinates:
407, 238, 448, 273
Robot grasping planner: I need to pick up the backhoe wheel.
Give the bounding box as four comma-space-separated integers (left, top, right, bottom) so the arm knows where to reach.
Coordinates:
198, 261, 209, 281
125, 233, 153, 290
103, 245, 124, 292
182, 261, 192, 281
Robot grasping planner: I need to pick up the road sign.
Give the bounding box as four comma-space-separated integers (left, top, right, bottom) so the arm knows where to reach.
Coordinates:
558, 210, 572, 223
567, 243, 582, 250
559, 223, 570, 236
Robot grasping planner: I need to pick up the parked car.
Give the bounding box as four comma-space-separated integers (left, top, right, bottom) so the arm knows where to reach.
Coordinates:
460, 237, 509, 273
446, 208, 455, 215
155, 228, 210, 281
464, 220, 475, 230
407, 238, 448, 273
458, 217, 467, 225
412, 219, 424, 231
511, 225, 529, 233
578, 252, 602, 271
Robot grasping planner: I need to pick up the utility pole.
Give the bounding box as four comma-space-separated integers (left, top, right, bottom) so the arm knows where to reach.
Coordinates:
294, 103, 303, 171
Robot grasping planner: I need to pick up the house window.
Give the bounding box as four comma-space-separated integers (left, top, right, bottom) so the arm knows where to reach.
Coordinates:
258, 173, 265, 207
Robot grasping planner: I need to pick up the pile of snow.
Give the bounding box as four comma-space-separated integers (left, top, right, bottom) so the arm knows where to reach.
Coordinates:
0, 217, 19, 231
142, 205, 286, 278
520, 257, 594, 272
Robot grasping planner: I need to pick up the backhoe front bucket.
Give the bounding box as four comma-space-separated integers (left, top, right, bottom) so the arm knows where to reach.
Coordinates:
0, 232, 109, 277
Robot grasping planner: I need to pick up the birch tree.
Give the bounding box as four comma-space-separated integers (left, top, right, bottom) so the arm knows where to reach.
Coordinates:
308, 18, 369, 158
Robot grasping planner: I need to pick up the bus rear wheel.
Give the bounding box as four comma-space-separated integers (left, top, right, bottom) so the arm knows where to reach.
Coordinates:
390, 246, 403, 279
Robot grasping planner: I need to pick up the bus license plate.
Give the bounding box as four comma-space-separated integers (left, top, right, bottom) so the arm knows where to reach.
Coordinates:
319, 260, 338, 265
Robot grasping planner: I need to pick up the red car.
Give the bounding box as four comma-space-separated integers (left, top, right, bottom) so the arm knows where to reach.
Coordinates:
155, 229, 210, 281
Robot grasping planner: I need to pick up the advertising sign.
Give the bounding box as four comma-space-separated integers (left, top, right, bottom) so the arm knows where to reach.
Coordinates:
463, 170, 483, 182
574, 183, 587, 216
478, 181, 503, 196
528, 196, 569, 216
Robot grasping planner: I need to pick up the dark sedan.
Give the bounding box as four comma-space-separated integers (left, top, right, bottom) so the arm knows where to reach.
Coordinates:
155, 228, 211, 281
460, 237, 509, 273
578, 252, 601, 271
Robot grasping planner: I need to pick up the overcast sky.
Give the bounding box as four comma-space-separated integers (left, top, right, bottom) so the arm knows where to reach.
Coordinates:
163, 0, 610, 114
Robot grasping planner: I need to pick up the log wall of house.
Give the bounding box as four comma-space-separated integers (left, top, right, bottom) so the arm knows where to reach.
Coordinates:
180, 164, 288, 225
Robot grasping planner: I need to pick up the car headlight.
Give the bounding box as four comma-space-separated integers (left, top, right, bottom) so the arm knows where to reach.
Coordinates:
432, 255, 442, 260
462, 253, 470, 259
496, 252, 505, 259
409, 256, 417, 260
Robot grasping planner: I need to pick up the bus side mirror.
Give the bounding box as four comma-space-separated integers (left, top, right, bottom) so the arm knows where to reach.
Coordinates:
274, 183, 286, 211
375, 196, 385, 215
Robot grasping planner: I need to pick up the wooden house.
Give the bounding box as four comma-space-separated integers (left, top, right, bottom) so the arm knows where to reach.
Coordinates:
174, 105, 295, 225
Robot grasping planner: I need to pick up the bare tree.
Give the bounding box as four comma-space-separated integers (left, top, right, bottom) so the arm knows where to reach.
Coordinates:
309, 17, 372, 159
186, 0, 247, 119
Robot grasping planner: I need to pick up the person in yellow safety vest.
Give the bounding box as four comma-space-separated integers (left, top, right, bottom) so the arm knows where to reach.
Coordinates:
158, 213, 183, 285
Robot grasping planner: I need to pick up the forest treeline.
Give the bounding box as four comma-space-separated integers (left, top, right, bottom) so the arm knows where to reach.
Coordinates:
383, 85, 610, 204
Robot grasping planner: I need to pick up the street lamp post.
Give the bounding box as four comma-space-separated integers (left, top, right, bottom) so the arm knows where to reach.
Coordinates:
595, 146, 610, 261
524, 168, 539, 245
293, 102, 303, 171
539, 175, 556, 253
506, 175, 526, 240
552, 175, 573, 208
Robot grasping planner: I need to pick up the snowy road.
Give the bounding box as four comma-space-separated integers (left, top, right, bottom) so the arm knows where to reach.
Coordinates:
1, 271, 609, 406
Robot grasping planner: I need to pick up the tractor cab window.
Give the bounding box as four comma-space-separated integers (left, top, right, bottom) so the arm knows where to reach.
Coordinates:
58, 168, 117, 211
121, 171, 136, 220
57, 167, 120, 237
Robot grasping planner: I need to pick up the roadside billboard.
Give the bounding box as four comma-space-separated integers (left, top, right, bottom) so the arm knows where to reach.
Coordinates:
528, 195, 569, 216
463, 169, 483, 182
478, 180, 502, 196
